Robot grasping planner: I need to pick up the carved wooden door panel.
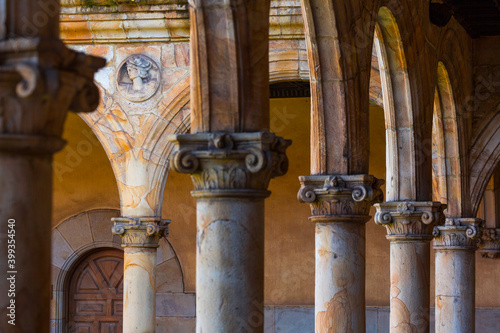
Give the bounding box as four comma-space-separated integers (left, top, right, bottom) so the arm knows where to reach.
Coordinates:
68, 249, 124, 333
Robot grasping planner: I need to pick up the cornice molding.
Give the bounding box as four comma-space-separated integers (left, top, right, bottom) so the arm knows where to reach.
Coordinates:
59, 1, 304, 44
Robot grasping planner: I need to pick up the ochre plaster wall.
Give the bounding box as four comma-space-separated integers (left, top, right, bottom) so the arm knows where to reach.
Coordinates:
52, 100, 500, 308
52, 112, 120, 226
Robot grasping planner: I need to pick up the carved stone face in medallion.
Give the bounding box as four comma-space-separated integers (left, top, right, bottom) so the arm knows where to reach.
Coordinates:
116, 54, 160, 102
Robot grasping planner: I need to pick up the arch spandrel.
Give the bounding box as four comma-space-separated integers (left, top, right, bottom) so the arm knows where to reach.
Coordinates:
71, 43, 191, 217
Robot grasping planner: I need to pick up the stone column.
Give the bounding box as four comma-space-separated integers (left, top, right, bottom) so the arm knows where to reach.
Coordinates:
298, 175, 384, 332
112, 217, 169, 332
0, 5, 104, 331
479, 228, 500, 259
171, 0, 289, 331
433, 218, 482, 333
169, 132, 290, 333
374, 201, 445, 332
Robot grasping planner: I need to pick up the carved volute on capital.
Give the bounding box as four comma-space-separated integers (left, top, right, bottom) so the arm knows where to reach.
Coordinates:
374, 201, 446, 241
479, 228, 500, 259
433, 218, 483, 250
112, 217, 170, 248
0, 38, 105, 149
297, 175, 385, 221
168, 132, 291, 197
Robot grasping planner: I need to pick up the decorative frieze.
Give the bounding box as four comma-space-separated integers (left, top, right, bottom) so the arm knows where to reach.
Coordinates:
297, 175, 385, 219
168, 132, 291, 196
112, 217, 170, 248
479, 228, 500, 259
374, 201, 445, 241
433, 218, 483, 250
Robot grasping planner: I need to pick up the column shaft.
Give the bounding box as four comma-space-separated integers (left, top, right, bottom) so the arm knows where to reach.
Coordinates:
433, 218, 482, 333
390, 241, 430, 332
435, 250, 474, 332
196, 196, 265, 333
0, 148, 59, 332
315, 222, 366, 332
123, 247, 157, 332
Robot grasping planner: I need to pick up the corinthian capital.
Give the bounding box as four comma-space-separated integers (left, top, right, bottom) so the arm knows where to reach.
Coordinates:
479, 228, 500, 259
297, 174, 385, 220
0, 38, 105, 141
112, 217, 170, 248
374, 201, 445, 241
433, 218, 483, 250
168, 132, 291, 196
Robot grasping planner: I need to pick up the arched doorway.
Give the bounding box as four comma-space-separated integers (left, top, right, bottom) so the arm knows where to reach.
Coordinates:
67, 248, 124, 332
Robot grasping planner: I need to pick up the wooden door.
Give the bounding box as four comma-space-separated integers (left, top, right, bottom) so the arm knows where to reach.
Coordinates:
68, 249, 124, 333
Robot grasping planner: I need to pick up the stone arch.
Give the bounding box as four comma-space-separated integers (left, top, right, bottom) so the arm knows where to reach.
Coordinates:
432, 88, 448, 207
377, 0, 440, 202
50, 209, 193, 333
436, 26, 473, 216
373, 7, 415, 201
369, 46, 384, 108
470, 110, 500, 216
432, 62, 463, 216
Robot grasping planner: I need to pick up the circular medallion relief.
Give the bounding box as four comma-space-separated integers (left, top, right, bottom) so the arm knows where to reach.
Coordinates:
116, 54, 160, 102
